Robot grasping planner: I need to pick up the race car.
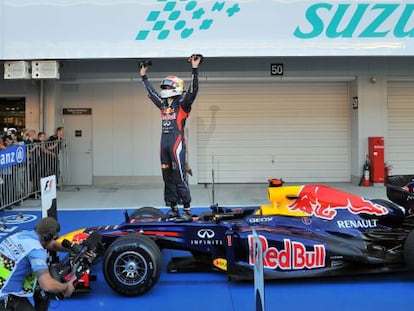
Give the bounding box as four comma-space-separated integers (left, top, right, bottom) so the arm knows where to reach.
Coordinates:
56, 175, 414, 297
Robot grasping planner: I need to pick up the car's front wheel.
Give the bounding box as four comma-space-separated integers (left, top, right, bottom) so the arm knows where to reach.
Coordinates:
102, 234, 162, 296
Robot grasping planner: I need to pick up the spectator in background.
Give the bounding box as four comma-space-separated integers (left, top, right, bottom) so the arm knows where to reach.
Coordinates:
0, 137, 12, 209
48, 127, 64, 186
24, 129, 41, 195
10, 131, 21, 145
48, 127, 64, 143
38, 132, 56, 178
0, 137, 6, 208
4, 136, 14, 147
0, 137, 6, 150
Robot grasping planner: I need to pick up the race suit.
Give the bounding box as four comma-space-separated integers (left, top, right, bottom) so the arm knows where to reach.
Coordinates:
141, 68, 199, 207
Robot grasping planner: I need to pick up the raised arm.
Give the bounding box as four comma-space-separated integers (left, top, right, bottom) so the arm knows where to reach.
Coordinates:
181, 54, 203, 112
139, 60, 163, 109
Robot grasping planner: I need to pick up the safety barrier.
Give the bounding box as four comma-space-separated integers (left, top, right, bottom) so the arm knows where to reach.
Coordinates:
0, 140, 66, 210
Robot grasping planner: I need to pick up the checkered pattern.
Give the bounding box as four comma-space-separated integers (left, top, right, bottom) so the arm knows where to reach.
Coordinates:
136, 0, 241, 40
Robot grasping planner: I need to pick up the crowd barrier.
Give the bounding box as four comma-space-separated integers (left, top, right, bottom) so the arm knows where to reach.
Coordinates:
0, 140, 66, 210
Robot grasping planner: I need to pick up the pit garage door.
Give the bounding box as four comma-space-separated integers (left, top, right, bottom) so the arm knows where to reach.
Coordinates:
387, 81, 414, 174
197, 81, 350, 183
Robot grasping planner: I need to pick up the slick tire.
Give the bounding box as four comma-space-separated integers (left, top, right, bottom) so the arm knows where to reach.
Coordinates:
103, 234, 162, 296
403, 229, 414, 271
130, 206, 166, 220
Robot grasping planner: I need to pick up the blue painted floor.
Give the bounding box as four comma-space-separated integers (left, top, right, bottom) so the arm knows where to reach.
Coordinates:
1, 209, 413, 311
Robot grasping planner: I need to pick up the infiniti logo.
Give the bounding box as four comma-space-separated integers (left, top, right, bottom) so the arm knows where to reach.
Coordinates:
197, 229, 215, 239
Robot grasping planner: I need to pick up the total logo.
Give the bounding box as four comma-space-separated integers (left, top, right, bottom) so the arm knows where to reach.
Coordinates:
248, 235, 326, 270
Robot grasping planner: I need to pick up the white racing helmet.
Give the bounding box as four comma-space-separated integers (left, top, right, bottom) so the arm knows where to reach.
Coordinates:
160, 75, 184, 98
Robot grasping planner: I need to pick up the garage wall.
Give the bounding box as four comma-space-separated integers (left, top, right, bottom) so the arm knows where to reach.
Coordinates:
59, 81, 162, 180
197, 81, 350, 183
387, 81, 414, 174
6, 57, 414, 185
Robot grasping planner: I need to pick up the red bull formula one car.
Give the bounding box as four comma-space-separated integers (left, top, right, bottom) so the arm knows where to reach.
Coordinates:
58, 175, 414, 297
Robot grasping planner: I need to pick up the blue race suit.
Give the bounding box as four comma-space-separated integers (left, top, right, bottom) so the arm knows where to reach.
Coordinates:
141, 68, 199, 207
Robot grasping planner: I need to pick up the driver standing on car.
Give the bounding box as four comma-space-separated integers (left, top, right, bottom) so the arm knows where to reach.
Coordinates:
0, 217, 75, 311
140, 54, 202, 221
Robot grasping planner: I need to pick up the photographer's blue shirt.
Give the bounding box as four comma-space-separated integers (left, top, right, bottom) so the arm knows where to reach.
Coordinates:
0, 230, 48, 298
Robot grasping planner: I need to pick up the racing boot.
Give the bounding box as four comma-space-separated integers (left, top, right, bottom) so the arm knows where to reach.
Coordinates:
166, 204, 179, 218
180, 205, 193, 222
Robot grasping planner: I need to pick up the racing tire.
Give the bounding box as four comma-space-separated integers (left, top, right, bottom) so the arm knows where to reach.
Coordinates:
404, 229, 414, 271
129, 206, 166, 220
102, 234, 162, 296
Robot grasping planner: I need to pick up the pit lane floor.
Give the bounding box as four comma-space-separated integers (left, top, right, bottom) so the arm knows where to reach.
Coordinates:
1, 208, 412, 311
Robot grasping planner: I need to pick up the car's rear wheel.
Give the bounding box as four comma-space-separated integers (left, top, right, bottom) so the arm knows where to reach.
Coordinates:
103, 234, 162, 296
129, 206, 165, 221
403, 229, 414, 271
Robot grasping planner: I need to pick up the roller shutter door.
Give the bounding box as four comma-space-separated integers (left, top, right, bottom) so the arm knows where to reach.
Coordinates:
387, 81, 414, 174
197, 81, 350, 183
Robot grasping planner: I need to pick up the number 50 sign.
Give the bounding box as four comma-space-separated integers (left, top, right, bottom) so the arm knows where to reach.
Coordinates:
270, 63, 284, 76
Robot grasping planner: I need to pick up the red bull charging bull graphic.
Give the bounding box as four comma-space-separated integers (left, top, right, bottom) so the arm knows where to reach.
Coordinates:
248, 235, 326, 270
287, 185, 389, 220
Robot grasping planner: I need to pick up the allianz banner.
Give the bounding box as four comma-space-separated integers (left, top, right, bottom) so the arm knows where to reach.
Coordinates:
1, 0, 414, 59
0, 145, 26, 168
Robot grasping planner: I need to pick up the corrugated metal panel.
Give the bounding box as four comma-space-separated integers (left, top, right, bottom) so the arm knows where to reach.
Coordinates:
387, 81, 414, 174
197, 81, 350, 183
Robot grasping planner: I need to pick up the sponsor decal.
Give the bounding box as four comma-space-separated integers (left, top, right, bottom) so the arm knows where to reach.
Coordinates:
337, 219, 378, 229
197, 229, 215, 239
0, 145, 26, 168
248, 235, 326, 270
72, 232, 90, 244
0, 214, 38, 239
43, 177, 55, 192
0, 214, 37, 225
288, 185, 389, 220
191, 228, 222, 245
162, 112, 177, 121
213, 258, 227, 271
295, 3, 414, 39
136, 1, 241, 40
248, 217, 273, 223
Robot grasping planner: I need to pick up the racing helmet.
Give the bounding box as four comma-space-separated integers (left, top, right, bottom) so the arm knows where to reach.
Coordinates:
160, 75, 184, 98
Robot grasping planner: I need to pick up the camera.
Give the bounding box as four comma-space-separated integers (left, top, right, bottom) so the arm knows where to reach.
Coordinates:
139, 59, 152, 68
188, 54, 204, 64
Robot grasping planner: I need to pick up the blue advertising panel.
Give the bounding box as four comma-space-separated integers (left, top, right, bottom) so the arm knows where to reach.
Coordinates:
0, 145, 26, 168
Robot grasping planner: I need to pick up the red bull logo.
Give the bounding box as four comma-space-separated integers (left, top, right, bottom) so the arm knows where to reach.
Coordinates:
248, 235, 326, 270
162, 108, 176, 120
288, 185, 389, 220
72, 232, 90, 244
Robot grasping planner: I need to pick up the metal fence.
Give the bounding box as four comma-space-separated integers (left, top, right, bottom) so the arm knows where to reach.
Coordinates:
0, 140, 66, 210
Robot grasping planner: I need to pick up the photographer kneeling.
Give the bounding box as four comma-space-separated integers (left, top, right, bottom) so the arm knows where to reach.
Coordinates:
0, 217, 75, 311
